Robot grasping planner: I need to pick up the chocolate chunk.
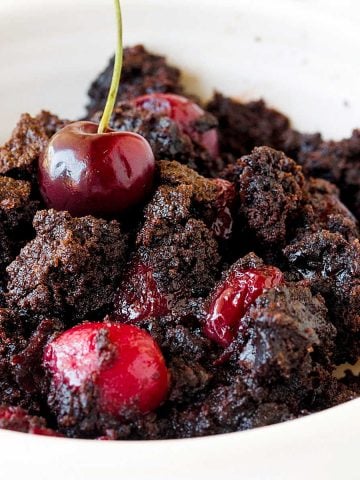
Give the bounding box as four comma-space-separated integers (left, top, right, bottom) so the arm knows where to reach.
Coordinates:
223, 146, 306, 251
236, 286, 335, 380
207, 93, 290, 159
0, 111, 66, 180
297, 177, 359, 242
87, 45, 183, 115
284, 230, 360, 362
295, 130, 360, 221
7, 209, 128, 321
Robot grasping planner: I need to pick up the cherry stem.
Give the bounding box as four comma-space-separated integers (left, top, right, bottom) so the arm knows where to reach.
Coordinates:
98, 0, 123, 134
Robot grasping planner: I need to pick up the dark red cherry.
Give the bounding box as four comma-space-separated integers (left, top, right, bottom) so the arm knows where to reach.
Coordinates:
38, 121, 155, 217
114, 260, 170, 322
43, 321, 169, 416
134, 93, 219, 157
204, 265, 284, 347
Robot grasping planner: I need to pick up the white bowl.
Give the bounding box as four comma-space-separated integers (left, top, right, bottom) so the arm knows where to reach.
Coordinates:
0, 0, 359, 478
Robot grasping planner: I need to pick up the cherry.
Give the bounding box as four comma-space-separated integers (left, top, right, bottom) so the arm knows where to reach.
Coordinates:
38, 122, 155, 216
38, 0, 155, 217
43, 321, 169, 416
133, 93, 219, 157
204, 265, 284, 347
211, 178, 236, 240
114, 260, 170, 322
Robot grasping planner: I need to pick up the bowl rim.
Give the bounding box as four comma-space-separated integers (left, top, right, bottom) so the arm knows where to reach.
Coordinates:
0, 3, 359, 471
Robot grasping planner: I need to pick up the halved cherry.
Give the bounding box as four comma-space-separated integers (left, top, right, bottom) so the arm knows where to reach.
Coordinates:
204, 265, 284, 347
114, 260, 170, 322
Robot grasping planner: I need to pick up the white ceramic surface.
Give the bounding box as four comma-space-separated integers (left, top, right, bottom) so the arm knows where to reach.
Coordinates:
0, 0, 359, 479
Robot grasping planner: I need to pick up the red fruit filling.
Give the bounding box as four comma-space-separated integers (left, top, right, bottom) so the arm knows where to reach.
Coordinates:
204, 265, 284, 347
114, 261, 170, 322
211, 178, 236, 240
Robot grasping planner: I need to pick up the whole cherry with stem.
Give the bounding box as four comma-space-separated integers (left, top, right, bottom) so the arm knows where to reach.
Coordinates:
39, 0, 155, 217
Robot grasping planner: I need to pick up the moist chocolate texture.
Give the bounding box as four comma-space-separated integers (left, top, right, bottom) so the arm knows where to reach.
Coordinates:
0, 45, 358, 439
90, 100, 220, 177
87, 45, 184, 116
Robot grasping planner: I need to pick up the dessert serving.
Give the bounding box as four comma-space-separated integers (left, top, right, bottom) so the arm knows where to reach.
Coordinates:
0, 0, 359, 441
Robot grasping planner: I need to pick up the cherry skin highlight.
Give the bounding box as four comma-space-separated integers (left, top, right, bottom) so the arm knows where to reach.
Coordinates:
133, 93, 219, 157
204, 265, 284, 347
43, 321, 169, 416
38, 121, 155, 217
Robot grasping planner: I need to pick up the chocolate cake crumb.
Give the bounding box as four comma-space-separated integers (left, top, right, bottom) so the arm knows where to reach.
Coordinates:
284, 230, 360, 362
223, 146, 306, 255
157, 160, 235, 241
136, 183, 220, 298
295, 130, 360, 221
298, 177, 359, 242
0, 176, 38, 235
0, 111, 66, 184
0, 113, 48, 178
87, 45, 183, 115
207, 92, 290, 159
113, 182, 221, 326
6, 209, 128, 321
235, 286, 335, 380
35, 110, 69, 138
0, 46, 359, 440
168, 376, 294, 438
0, 177, 39, 303
0, 308, 63, 412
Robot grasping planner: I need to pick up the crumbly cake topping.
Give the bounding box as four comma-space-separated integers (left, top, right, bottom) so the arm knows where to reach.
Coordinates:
0, 45, 358, 440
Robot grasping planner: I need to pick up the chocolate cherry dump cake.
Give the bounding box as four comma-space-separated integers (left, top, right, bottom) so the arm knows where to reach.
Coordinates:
0, 2, 359, 439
